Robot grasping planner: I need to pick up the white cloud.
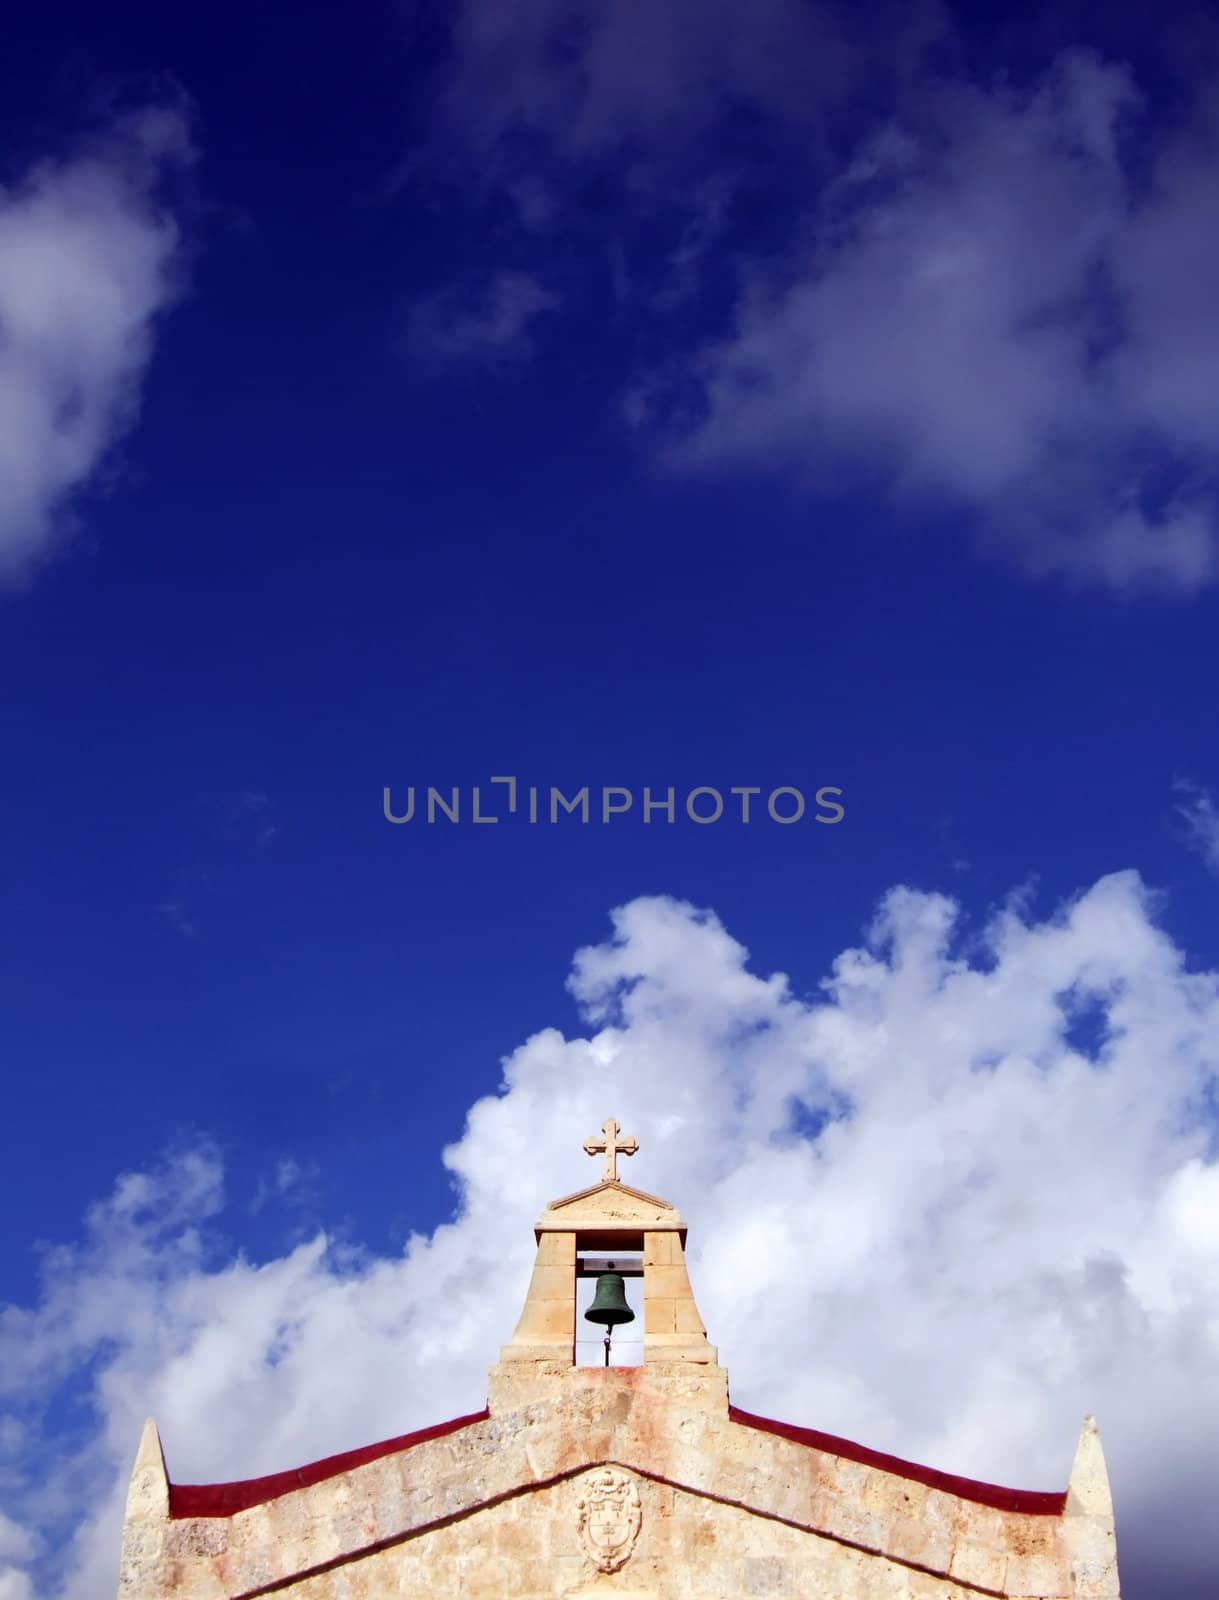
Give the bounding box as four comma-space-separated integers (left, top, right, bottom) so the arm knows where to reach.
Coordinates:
3, 873, 1218, 1598
250, 1156, 317, 1215
0, 105, 192, 582
434, 6, 1219, 593
1173, 779, 1219, 874
155, 899, 197, 939
0, 1572, 34, 1600
408, 271, 558, 369
0, 1518, 35, 1600
0, 1515, 34, 1567
638, 51, 1219, 592
439, 0, 872, 169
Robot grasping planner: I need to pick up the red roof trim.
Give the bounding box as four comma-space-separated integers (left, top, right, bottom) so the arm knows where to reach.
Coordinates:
169, 1400, 1066, 1522
168, 1409, 490, 1519
728, 1406, 1067, 1516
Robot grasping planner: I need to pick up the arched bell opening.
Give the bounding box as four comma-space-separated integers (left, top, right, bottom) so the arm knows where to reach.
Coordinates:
575, 1251, 643, 1367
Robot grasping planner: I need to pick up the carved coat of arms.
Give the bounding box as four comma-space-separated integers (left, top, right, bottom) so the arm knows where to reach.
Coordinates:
575, 1465, 643, 1573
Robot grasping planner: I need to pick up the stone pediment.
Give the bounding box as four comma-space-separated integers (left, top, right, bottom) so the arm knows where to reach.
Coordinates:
130, 1372, 1112, 1600
536, 1180, 684, 1233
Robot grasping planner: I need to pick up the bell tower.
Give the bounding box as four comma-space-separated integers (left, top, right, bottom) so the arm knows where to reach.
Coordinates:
489, 1118, 725, 1412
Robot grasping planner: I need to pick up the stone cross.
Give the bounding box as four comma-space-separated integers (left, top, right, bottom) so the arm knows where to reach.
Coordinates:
583, 1118, 640, 1183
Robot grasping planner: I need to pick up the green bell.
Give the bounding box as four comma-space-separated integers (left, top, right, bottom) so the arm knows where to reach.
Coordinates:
584, 1271, 635, 1327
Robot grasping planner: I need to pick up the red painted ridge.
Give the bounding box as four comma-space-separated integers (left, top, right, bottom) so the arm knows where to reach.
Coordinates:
169, 1401, 1067, 1521
728, 1405, 1068, 1516
168, 1409, 491, 1519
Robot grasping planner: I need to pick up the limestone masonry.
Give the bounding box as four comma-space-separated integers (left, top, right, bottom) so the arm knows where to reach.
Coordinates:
118, 1119, 1121, 1599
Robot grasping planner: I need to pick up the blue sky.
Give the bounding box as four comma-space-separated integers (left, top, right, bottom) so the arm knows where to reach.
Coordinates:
2, 3, 1219, 1598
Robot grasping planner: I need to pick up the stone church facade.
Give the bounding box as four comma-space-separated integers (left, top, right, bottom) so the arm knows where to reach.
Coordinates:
118, 1122, 1121, 1599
